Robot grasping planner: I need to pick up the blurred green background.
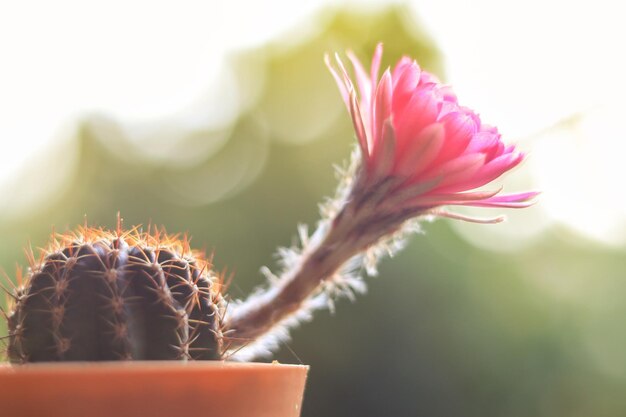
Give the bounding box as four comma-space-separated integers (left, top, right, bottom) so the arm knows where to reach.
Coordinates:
2, 5, 626, 417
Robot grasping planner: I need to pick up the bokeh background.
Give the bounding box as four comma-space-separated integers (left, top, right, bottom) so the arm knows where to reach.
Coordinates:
1, 1, 625, 416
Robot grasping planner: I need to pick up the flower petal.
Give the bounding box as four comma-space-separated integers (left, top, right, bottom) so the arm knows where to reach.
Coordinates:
465, 151, 524, 189
460, 200, 537, 209
370, 119, 396, 181
483, 191, 540, 203
433, 209, 505, 224
324, 54, 350, 108
413, 188, 503, 206
349, 90, 370, 158
434, 109, 479, 163
347, 49, 372, 111
394, 122, 444, 179
373, 69, 393, 145
393, 85, 440, 148
370, 43, 383, 97
423, 153, 486, 189
334, 52, 356, 93
392, 58, 420, 111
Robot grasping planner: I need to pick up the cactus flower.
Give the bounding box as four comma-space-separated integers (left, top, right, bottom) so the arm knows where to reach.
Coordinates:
326, 44, 538, 223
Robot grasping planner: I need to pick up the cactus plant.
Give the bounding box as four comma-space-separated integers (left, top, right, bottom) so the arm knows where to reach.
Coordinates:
5, 221, 224, 362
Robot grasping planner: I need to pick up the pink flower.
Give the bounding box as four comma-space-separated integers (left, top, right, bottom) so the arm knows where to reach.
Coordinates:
326, 44, 537, 223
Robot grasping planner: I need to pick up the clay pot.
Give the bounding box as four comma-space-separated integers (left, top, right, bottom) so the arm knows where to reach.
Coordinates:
0, 361, 308, 417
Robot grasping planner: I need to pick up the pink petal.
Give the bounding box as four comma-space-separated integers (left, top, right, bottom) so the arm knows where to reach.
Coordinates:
347, 49, 373, 113
438, 100, 459, 119
392, 57, 417, 86
333, 52, 355, 93
434, 110, 478, 163
460, 200, 537, 209
324, 54, 350, 108
370, 119, 396, 181
393, 86, 440, 149
392, 58, 420, 112
485, 141, 506, 162
394, 123, 444, 179
438, 85, 457, 103
349, 90, 370, 158
370, 43, 383, 98
419, 71, 440, 85
480, 124, 499, 134
385, 178, 441, 206
433, 209, 505, 224
414, 188, 503, 205
423, 153, 486, 189
483, 191, 540, 203
373, 69, 392, 145
414, 190, 538, 209
466, 152, 524, 189
466, 129, 501, 153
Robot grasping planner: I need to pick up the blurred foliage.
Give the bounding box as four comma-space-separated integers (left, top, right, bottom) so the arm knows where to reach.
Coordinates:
1, 4, 626, 417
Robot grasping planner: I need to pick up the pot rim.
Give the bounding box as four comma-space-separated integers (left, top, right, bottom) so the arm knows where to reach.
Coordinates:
0, 360, 309, 374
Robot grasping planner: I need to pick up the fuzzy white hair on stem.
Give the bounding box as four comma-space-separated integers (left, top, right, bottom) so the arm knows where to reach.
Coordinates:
224, 148, 427, 361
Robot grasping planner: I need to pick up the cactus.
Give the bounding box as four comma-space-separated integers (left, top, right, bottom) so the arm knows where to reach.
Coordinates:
4, 222, 225, 363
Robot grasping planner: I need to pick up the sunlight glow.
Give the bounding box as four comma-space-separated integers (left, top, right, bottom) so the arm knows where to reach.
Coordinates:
0, 0, 332, 211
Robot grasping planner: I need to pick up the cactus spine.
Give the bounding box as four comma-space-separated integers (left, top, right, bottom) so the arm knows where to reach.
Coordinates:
5, 224, 225, 363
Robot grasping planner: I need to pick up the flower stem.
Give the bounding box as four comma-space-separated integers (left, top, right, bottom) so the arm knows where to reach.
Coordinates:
223, 206, 366, 349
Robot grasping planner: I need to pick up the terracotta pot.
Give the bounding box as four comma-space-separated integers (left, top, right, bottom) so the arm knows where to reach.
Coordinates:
0, 361, 308, 417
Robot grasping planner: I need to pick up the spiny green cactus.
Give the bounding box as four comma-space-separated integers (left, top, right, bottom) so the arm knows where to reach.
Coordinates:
4, 223, 225, 363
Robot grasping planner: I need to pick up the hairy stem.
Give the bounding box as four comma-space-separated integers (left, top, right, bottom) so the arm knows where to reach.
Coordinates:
223, 190, 411, 350
224, 213, 361, 345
